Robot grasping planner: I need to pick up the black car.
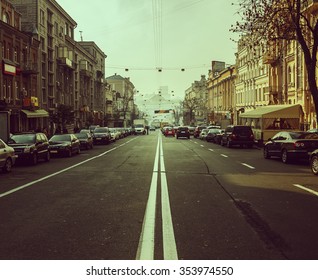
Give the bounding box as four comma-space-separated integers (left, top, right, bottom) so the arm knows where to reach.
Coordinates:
8, 132, 50, 165
264, 131, 318, 164
93, 127, 111, 144
74, 132, 93, 150
176, 126, 190, 139
220, 125, 255, 148
49, 134, 80, 157
310, 149, 318, 175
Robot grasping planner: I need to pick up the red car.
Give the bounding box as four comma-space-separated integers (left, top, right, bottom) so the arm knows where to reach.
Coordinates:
164, 127, 175, 137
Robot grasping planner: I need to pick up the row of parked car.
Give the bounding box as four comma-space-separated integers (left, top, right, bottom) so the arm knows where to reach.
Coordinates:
0, 126, 135, 173
194, 124, 318, 175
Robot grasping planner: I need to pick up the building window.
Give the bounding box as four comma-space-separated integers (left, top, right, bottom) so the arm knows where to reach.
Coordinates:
54, 22, 58, 35
2, 12, 10, 24
40, 9, 45, 26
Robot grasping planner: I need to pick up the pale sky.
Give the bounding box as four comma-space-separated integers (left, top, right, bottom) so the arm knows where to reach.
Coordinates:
56, 0, 240, 98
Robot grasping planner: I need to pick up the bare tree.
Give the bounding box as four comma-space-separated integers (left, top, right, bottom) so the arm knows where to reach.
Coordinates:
231, 0, 318, 124
182, 97, 205, 125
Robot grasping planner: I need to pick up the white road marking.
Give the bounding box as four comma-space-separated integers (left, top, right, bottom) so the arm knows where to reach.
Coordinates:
136, 133, 178, 260
136, 137, 160, 260
241, 163, 256, 169
221, 154, 228, 158
159, 136, 178, 260
208, 149, 214, 152
0, 138, 137, 199
293, 184, 318, 197
200, 145, 204, 147
194, 141, 198, 144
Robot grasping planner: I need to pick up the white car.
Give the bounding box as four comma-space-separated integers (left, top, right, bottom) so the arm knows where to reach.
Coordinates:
0, 138, 17, 173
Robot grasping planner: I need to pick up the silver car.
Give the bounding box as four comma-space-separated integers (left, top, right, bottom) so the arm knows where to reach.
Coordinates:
0, 138, 17, 173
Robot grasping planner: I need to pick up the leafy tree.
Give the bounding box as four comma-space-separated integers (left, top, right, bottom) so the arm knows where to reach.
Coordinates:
49, 104, 75, 129
231, 0, 318, 124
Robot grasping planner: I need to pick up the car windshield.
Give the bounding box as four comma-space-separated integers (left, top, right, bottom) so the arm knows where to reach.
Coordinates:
74, 133, 87, 139
208, 129, 221, 133
9, 134, 35, 144
135, 124, 144, 128
50, 135, 71, 141
234, 127, 252, 133
94, 128, 108, 133
290, 132, 318, 139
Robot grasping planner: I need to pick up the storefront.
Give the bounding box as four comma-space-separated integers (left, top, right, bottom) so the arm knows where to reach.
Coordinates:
239, 104, 304, 144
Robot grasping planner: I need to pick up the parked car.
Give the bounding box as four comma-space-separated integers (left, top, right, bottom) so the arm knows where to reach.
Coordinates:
93, 127, 111, 144
194, 125, 207, 138
214, 129, 225, 144
199, 128, 209, 140
264, 131, 318, 164
164, 127, 175, 137
74, 132, 93, 150
206, 128, 222, 143
310, 149, 318, 175
188, 126, 195, 136
80, 129, 91, 135
149, 126, 156, 131
176, 126, 190, 139
0, 138, 17, 173
89, 125, 100, 134
220, 125, 255, 148
49, 134, 80, 157
8, 132, 50, 165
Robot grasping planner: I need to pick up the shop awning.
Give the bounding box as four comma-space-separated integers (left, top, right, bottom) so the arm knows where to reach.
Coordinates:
21, 109, 49, 118
239, 104, 303, 119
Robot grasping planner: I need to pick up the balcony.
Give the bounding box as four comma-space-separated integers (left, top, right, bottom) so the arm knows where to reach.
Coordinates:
263, 53, 276, 64
57, 57, 75, 69
20, 62, 39, 75
79, 60, 92, 77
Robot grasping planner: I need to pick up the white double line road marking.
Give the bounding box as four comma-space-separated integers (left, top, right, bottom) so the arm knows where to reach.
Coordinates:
136, 134, 178, 260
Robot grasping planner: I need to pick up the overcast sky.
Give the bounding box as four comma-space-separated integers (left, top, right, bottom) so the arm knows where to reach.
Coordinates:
56, 0, 240, 98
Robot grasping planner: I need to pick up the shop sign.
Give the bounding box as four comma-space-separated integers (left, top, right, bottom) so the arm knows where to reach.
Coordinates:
3, 63, 16, 75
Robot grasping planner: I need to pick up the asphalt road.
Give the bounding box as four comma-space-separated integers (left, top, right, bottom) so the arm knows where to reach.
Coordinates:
0, 130, 317, 260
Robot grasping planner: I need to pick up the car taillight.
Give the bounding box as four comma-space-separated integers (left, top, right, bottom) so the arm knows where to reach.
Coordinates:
230, 133, 237, 139
250, 134, 254, 139
294, 142, 305, 148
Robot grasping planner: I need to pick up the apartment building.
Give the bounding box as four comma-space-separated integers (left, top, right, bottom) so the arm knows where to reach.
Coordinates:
184, 75, 208, 125
207, 64, 236, 126
106, 74, 136, 127
76, 41, 107, 128
10, 0, 107, 133
235, 39, 270, 122
0, 0, 42, 133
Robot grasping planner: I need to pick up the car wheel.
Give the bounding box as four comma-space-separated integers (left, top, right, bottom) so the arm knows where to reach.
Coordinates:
281, 149, 289, 164
226, 140, 232, 148
45, 151, 50, 162
310, 155, 318, 175
31, 153, 38, 165
67, 148, 72, 157
2, 158, 12, 173
263, 147, 271, 159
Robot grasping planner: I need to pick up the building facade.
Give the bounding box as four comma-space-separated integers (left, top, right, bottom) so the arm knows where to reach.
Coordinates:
183, 75, 208, 125
106, 74, 136, 127
207, 65, 236, 126
0, 0, 43, 133
9, 0, 108, 134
